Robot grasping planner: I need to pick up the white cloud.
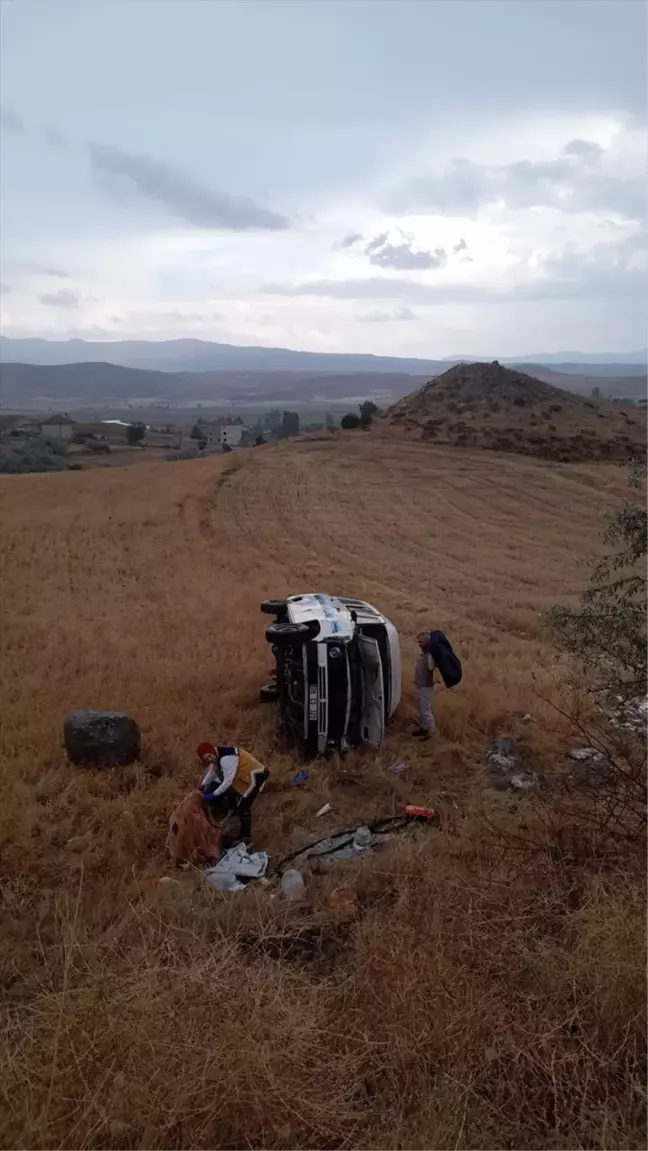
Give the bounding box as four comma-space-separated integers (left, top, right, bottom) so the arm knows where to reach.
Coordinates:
356, 306, 417, 322
388, 133, 647, 222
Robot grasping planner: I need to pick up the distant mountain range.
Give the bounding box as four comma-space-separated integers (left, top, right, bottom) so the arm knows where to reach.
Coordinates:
1, 336, 646, 377
444, 350, 648, 369
0, 336, 446, 376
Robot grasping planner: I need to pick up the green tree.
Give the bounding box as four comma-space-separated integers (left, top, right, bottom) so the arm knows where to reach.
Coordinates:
546, 460, 647, 699
264, 409, 282, 433
544, 461, 647, 849
189, 423, 203, 440
280, 410, 300, 438
341, 412, 361, 429
0, 435, 68, 474
359, 400, 379, 427
126, 422, 146, 445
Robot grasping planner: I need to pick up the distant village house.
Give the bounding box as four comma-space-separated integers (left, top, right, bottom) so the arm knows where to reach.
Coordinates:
204, 416, 249, 447
32, 414, 77, 440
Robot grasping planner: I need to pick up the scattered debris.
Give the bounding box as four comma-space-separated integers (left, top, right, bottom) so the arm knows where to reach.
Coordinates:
521, 713, 532, 725
280, 810, 438, 874
569, 747, 607, 763
404, 804, 440, 823
598, 693, 647, 736
292, 770, 309, 787
316, 803, 332, 818
485, 738, 542, 793
511, 770, 542, 792
566, 747, 612, 790
203, 870, 246, 892
280, 868, 306, 901
352, 825, 372, 850
509, 772, 541, 792
388, 762, 409, 775
202, 842, 269, 891
64, 709, 141, 767
292, 829, 375, 870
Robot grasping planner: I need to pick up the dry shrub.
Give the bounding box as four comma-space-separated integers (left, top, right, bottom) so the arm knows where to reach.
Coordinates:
1, 836, 644, 1150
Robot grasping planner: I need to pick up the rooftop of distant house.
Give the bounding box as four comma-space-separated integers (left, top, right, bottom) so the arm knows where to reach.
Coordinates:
37, 413, 77, 426
204, 416, 245, 427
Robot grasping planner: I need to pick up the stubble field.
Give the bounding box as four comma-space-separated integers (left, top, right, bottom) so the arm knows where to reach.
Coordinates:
0, 435, 644, 1150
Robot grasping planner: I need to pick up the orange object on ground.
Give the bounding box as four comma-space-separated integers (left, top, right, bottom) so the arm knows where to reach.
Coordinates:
166, 790, 222, 866
404, 804, 440, 823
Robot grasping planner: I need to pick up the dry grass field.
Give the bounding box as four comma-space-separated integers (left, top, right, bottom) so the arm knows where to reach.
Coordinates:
0, 435, 645, 1150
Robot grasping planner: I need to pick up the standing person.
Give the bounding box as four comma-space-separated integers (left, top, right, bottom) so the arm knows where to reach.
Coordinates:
413, 632, 436, 740
197, 742, 270, 844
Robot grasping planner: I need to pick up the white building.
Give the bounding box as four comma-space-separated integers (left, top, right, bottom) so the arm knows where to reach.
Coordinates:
204, 417, 249, 447
35, 414, 77, 440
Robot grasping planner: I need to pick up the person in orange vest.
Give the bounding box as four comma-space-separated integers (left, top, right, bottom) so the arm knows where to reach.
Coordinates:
197, 742, 270, 844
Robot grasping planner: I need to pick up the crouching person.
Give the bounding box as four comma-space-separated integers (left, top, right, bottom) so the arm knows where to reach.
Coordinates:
197, 742, 270, 845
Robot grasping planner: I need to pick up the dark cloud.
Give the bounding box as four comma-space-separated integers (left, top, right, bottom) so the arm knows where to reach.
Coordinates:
356, 306, 417, 322
338, 232, 363, 248
38, 289, 80, 308
0, 106, 24, 133
42, 126, 68, 150
453, 238, 468, 254
390, 140, 646, 222
364, 232, 389, 255
364, 233, 447, 270
87, 142, 289, 231
563, 139, 604, 162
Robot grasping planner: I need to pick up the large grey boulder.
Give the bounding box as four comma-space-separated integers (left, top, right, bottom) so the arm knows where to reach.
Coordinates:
64, 710, 141, 766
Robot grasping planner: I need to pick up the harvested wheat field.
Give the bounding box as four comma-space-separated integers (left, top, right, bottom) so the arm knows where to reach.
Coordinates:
1, 436, 645, 1151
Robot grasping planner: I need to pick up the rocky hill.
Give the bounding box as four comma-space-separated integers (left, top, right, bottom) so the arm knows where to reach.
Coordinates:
385, 362, 646, 462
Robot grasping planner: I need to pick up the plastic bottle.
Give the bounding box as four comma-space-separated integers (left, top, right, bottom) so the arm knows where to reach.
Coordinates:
280, 869, 306, 901
353, 825, 372, 850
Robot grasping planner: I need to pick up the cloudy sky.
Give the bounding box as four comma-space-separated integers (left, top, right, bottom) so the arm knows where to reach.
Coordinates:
1, 0, 646, 357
